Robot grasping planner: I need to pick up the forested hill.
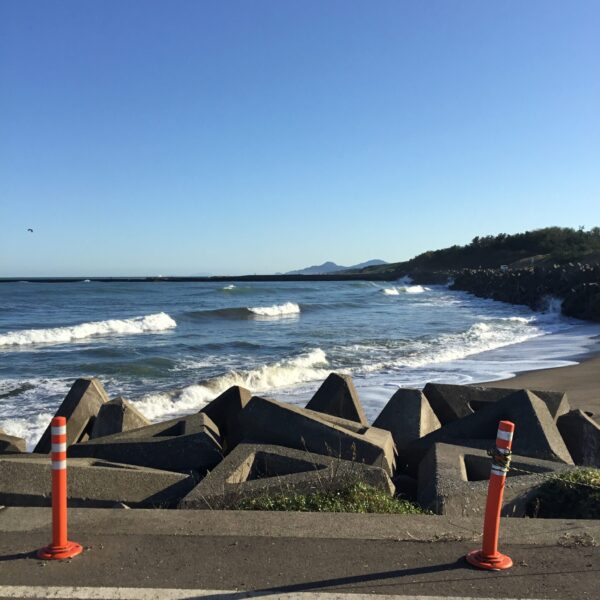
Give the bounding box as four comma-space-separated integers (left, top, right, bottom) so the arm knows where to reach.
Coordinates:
353, 227, 600, 278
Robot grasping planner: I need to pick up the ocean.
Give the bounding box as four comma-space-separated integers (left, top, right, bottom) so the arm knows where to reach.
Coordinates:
1, 279, 599, 449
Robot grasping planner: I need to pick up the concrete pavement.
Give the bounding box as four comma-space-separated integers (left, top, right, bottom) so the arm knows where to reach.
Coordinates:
0, 508, 598, 599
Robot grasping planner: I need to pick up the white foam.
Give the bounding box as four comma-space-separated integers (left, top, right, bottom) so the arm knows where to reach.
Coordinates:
0, 412, 54, 450
133, 348, 329, 421
404, 285, 428, 294
382, 287, 400, 296
393, 318, 547, 368
381, 285, 428, 295
222, 284, 236, 290
247, 302, 301, 317
0, 312, 177, 347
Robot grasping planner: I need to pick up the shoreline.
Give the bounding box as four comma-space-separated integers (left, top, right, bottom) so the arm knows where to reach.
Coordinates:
478, 350, 600, 415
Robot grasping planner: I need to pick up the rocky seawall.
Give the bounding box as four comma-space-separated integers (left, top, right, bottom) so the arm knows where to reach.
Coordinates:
449, 263, 600, 322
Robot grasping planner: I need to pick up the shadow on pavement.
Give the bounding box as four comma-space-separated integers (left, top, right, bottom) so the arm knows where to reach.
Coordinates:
182, 561, 600, 599
0, 550, 36, 562
186, 558, 467, 598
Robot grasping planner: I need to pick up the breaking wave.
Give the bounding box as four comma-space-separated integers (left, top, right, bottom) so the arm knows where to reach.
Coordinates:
359, 316, 552, 372
133, 348, 328, 421
0, 412, 54, 450
186, 302, 301, 320
382, 285, 429, 295
248, 302, 301, 317
0, 312, 177, 347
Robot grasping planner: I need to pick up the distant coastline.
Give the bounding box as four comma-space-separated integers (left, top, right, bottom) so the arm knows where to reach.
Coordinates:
3, 227, 598, 322
0, 273, 391, 283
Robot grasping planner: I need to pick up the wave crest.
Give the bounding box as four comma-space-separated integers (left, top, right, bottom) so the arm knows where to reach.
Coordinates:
185, 302, 301, 320
133, 348, 328, 421
248, 302, 301, 317
381, 285, 428, 295
0, 312, 177, 347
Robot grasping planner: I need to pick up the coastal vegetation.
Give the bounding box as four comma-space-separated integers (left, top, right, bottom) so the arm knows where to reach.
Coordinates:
529, 468, 600, 519
232, 480, 425, 514
354, 226, 600, 277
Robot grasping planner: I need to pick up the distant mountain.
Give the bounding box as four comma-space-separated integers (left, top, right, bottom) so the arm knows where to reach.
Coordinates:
286, 259, 387, 275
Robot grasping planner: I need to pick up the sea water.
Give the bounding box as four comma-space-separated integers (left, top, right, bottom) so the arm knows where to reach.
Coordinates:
1, 280, 599, 448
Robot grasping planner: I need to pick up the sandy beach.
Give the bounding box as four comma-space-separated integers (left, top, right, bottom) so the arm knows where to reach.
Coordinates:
481, 352, 600, 415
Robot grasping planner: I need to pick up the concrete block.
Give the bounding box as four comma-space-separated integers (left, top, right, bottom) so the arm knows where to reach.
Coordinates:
557, 409, 600, 467
423, 383, 570, 425
0, 430, 26, 454
373, 388, 441, 450
305, 373, 368, 425
239, 396, 396, 475
90, 396, 150, 439
0, 454, 194, 508
408, 390, 573, 467
304, 410, 367, 433
69, 413, 222, 474
417, 443, 574, 517
34, 378, 109, 453
199, 386, 252, 452
180, 443, 394, 509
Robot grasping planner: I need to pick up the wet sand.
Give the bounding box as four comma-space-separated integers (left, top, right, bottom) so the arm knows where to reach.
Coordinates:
479, 353, 600, 415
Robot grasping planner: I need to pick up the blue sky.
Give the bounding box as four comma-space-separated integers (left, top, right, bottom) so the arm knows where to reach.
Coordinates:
1, 1, 599, 276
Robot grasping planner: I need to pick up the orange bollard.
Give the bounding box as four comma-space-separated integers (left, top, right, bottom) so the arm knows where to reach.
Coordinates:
466, 420, 515, 571
37, 416, 83, 560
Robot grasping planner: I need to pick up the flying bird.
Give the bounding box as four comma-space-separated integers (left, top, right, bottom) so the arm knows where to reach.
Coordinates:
27, 228, 33, 233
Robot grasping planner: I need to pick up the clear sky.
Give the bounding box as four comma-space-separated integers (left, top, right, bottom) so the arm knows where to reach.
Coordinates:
1, 1, 599, 276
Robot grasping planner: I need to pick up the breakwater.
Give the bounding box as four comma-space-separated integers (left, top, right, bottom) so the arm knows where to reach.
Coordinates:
449, 263, 600, 322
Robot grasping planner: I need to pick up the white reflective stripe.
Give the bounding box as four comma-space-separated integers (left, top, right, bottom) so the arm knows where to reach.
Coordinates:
51, 443, 67, 453
491, 467, 507, 477
52, 460, 67, 470
497, 429, 513, 441
0, 587, 545, 600
51, 425, 67, 436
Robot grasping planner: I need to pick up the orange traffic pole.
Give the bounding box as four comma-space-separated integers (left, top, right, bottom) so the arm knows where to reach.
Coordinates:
466, 420, 514, 571
37, 416, 83, 560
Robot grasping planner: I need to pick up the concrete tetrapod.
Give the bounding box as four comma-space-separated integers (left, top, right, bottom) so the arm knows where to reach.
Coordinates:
557, 409, 600, 467
373, 388, 441, 451
403, 390, 573, 475
417, 442, 575, 517
305, 373, 368, 425
90, 396, 150, 439
199, 386, 252, 453
34, 378, 109, 453
69, 413, 222, 474
0, 429, 26, 453
239, 396, 396, 475
180, 443, 395, 509
423, 383, 570, 425
0, 454, 195, 507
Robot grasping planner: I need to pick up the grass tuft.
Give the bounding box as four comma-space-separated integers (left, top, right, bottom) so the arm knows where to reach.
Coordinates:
231, 480, 425, 514
529, 468, 600, 519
